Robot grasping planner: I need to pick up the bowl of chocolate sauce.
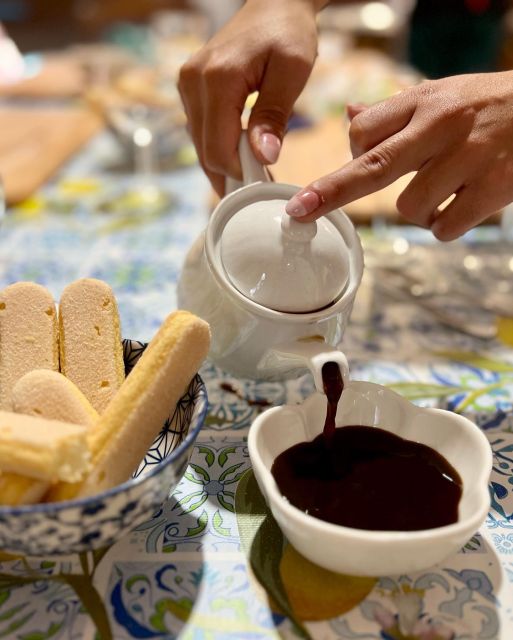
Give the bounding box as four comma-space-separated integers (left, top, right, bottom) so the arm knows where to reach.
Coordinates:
248, 362, 492, 577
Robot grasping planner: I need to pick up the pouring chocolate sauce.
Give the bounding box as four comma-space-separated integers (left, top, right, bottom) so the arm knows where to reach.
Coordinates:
271, 362, 463, 531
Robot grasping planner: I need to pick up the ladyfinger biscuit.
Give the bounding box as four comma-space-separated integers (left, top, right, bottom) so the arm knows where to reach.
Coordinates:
0, 282, 58, 410
0, 411, 89, 483
0, 475, 49, 506
0, 371, 98, 506
49, 310, 210, 501
12, 369, 98, 427
59, 278, 125, 413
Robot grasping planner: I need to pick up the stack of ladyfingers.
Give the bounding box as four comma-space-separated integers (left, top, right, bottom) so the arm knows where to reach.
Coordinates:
0, 278, 210, 505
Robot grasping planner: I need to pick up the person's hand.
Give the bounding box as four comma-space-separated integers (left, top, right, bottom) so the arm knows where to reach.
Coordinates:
178, 0, 319, 195
285, 72, 513, 240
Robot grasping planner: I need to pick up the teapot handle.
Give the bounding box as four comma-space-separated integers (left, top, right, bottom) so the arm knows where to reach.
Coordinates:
225, 130, 271, 194
257, 340, 350, 393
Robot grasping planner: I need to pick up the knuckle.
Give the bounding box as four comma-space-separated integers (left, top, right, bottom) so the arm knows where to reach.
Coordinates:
250, 105, 288, 130
415, 79, 436, 100
359, 146, 394, 182
181, 50, 234, 89
280, 46, 315, 73
203, 60, 230, 86
203, 147, 225, 174
431, 222, 455, 242
441, 102, 476, 129
178, 58, 201, 88
203, 139, 234, 175
349, 117, 368, 150
396, 188, 417, 220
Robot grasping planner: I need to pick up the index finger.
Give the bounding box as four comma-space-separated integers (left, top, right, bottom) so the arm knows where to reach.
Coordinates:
286, 124, 435, 222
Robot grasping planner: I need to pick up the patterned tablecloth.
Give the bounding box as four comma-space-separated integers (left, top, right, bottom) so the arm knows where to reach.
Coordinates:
0, 131, 512, 640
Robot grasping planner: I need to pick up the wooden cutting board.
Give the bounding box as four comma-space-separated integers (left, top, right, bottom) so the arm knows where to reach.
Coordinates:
0, 106, 103, 205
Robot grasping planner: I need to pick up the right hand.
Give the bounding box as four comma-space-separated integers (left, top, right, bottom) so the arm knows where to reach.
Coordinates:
178, 0, 319, 195
285, 72, 513, 241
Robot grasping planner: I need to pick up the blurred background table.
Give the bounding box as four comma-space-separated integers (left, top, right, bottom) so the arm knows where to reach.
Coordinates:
0, 1, 512, 639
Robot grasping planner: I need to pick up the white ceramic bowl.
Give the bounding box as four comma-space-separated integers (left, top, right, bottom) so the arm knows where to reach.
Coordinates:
248, 381, 492, 576
0, 339, 208, 556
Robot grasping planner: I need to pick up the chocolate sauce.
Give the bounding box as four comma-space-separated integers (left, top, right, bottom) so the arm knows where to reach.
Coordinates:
220, 382, 271, 407
321, 361, 343, 440
271, 362, 463, 531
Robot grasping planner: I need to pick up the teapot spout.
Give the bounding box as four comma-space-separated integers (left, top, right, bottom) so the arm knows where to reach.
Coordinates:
257, 339, 349, 393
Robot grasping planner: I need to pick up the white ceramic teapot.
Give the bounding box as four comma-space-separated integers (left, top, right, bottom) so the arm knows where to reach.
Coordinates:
177, 132, 364, 387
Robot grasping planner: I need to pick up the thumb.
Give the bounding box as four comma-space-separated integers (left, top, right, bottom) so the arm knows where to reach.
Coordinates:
247, 54, 313, 165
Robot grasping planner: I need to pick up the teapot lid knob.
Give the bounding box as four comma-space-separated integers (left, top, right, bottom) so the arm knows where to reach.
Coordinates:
220, 198, 350, 313
280, 213, 317, 242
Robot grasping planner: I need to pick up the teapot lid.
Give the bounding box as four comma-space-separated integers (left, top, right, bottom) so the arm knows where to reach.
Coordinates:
220, 199, 349, 313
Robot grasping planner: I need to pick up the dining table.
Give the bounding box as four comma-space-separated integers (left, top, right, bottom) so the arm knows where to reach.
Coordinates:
0, 116, 512, 640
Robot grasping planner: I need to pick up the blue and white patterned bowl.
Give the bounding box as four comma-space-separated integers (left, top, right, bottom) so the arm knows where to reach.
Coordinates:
0, 339, 208, 556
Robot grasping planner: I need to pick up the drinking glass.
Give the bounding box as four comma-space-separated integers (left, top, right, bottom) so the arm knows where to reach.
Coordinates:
86, 62, 185, 215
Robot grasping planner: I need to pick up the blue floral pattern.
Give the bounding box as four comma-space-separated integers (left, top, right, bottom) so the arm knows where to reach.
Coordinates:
1, 135, 513, 637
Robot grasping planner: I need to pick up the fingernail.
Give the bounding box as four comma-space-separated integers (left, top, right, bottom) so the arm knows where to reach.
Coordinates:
259, 132, 281, 164
285, 190, 321, 217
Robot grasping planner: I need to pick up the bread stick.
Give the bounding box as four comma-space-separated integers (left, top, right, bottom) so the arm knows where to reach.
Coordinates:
0, 371, 98, 506
49, 310, 210, 501
59, 278, 124, 413
0, 282, 58, 410
12, 369, 98, 427
0, 475, 49, 506
0, 411, 89, 483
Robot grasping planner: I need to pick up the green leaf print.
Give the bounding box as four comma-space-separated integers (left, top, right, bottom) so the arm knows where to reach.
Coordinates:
0, 612, 34, 638
0, 603, 28, 621
126, 575, 151, 593
177, 493, 208, 514
433, 350, 513, 373
19, 621, 63, 640
197, 446, 215, 467
462, 534, 483, 553
184, 471, 204, 485
219, 463, 244, 482
213, 510, 231, 536
453, 382, 504, 413
222, 471, 247, 486
204, 415, 227, 427
186, 510, 209, 537
218, 447, 237, 467
217, 493, 235, 513
216, 493, 235, 513
188, 463, 210, 482
385, 382, 465, 400
149, 597, 193, 630
174, 490, 205, 510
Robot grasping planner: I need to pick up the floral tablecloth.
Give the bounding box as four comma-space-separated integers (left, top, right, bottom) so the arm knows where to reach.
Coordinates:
0, 131, 512, 640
